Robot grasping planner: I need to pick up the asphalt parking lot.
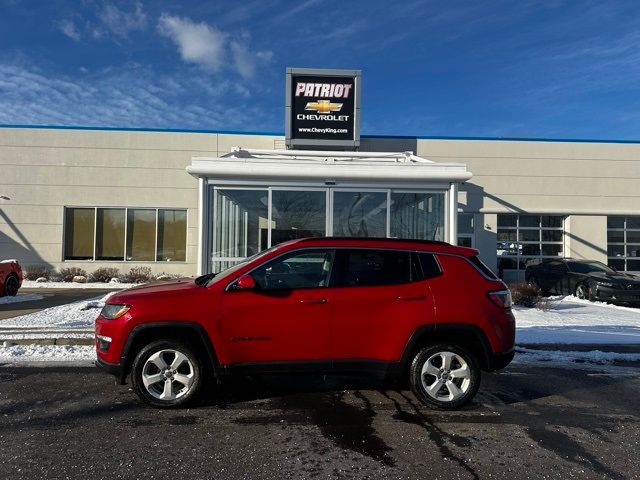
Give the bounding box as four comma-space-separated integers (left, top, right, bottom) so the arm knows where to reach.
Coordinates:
0, 360, 638, 480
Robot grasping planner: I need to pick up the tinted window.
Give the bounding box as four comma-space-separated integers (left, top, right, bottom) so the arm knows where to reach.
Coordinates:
469, 256, 498, 279
418, 253, 441, 279
252, 250, 334, 290
339, 250, 411, 287
567, 261, 615, 274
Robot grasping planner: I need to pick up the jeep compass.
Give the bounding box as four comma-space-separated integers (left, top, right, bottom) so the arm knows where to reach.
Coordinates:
95, 238, 515, 409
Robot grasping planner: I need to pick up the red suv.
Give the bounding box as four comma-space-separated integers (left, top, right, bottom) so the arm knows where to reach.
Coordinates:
95, 238, 515, 409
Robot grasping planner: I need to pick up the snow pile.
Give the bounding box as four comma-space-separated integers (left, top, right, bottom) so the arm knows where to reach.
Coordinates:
514, 296, 640, 344
516, 347, 640, 364
0, 293, 44, 305
0, 343, 95, 362
21, 280, 138, 289
0, 293, 113, 329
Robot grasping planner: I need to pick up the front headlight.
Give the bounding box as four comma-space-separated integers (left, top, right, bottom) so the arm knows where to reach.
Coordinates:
596, 281, 616, 288
100, 304, 131, 319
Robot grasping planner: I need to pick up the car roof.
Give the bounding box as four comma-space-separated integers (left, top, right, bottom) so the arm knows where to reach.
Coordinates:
276, 237, 479, 258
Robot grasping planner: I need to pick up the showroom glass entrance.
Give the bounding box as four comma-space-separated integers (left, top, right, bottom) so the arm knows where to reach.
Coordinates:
208, 185, 445, 273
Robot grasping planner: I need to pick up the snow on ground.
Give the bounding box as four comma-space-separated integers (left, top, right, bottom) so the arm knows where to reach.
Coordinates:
514, 296, 640, 344
515, 347, 640, 365
21, 280, 137, 289
0, 343, 95, 362
0, 293, 113, 329
0, 293, 44, 305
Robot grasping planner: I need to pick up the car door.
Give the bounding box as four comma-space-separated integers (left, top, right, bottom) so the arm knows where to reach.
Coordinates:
330, 249, 435, 363
220, 248, 335, 365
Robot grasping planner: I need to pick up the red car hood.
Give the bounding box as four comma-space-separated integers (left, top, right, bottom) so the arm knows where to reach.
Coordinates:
108, 278, 200, 304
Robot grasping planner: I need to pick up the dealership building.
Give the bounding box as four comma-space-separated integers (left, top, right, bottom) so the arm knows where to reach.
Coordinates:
1, 70, 639, 282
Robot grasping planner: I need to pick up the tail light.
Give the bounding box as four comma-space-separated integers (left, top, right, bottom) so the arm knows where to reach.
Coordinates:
488, 289, 512, 309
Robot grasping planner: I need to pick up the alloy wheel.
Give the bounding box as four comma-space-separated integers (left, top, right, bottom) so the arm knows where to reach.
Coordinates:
576, 284, 589, 300
420, 351, 471, 402
141, 349, 195, 401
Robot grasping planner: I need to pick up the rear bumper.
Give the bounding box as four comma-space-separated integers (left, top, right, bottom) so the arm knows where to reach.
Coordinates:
488, 348, 515, 371
95, 357, 126, 384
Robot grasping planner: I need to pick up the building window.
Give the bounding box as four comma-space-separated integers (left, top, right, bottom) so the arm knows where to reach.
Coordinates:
208, 186, 447, 273
64, 208, 95, 260
63, 207, 187, 262
157, 209, 187, 262
607, 216, 640, 272
390, 192, 445, 241
334, 191, 388, 238
457, 213, 474, 247
497, 214, 565, 281
96, 208, 125, 261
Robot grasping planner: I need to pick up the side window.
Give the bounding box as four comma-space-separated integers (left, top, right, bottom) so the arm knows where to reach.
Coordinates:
252, 250, 334, 290
417, 253, 442, 279
339, 250, 411, 287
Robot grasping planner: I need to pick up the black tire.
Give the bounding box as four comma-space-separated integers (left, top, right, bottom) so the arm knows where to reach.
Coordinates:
574, 283, 592, 301
409, 344, 481, 410
131, 340, 202, 408
4, 274, 19, 297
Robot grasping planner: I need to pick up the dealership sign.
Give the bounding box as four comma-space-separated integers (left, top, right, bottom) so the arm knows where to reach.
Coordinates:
285, 68, 361, 148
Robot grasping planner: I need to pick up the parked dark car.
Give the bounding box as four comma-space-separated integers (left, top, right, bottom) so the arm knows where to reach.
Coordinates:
525, 258, 640, 304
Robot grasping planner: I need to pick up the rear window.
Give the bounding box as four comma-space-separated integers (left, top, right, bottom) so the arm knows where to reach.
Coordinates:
469, 256, 498, 279
339, 249, 411, 287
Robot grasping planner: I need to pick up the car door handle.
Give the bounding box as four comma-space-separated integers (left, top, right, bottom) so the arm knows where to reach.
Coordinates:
300, 298, 328, 304
397, 295, 427, 301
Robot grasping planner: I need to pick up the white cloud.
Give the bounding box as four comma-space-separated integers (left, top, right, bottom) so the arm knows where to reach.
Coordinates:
157, 15, 272, 78
157, 14, 227, 72
97, 2, 147, 39
58, 19, 81, 42
0, 63, 275, 130
230, 33, 274, 79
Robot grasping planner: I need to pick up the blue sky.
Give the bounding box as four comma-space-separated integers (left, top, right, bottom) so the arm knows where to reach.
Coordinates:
1, 0, 639, 139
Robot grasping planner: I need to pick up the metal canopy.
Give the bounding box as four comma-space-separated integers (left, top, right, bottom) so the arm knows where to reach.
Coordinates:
187, 148, 473, 183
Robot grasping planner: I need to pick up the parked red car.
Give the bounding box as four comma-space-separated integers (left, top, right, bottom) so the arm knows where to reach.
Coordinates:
0, 260, 22, 297
95, 238, 515, 409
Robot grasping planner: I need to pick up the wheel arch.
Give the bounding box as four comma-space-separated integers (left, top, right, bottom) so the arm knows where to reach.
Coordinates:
400, 324, 494, 373
120, 322, 219, 384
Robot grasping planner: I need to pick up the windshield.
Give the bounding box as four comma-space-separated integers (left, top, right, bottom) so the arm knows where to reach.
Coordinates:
567, 261, 616, 274
204, 244, 284, 287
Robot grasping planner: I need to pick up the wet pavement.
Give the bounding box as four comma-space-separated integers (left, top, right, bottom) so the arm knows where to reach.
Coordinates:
0, 360, 638, 479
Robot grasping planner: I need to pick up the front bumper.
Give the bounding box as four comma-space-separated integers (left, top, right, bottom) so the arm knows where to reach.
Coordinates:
593, 285, 640, 303
95, 357, 126, 385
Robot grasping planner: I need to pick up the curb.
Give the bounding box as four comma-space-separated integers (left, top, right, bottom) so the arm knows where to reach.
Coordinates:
2, 338, 640, 354
2, 338, 94, 346
517, 343, 640, 354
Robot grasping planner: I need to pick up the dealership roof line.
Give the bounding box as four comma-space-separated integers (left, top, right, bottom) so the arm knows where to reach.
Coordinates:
1, 123, 640, 145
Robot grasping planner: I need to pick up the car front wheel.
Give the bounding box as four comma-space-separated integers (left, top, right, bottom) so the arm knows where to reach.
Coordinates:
409, 344, 480, 410
575, 283, 592, 301
3, 274, 19, 297
131, 340, 202, 408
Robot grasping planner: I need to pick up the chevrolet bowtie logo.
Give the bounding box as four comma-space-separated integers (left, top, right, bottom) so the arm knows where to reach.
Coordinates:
305, 99, 343, 114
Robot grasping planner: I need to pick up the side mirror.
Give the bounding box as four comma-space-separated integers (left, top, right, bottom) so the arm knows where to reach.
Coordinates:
235, 274, 255, 290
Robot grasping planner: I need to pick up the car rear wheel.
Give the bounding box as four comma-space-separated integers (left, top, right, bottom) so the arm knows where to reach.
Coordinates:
4, 274, 19, 297
131, 340, 202, 408
409, 344, 480, 410
575, 283, 592, 301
